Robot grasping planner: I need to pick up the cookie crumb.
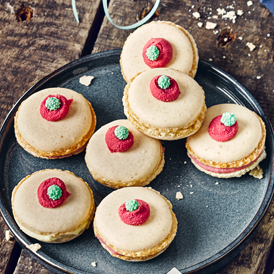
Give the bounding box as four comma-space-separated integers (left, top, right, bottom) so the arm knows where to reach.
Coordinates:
222, 11, 237, 23
5, 230, 13, 241
192, 12, 200, 19
184, 161, 187, 164
79, 75, 94, 86
197, 22, 203, 28
167, 267, 181, 274
246, 42, 256, 51
249, 165, 263, 179
209, 58, 213, 61
28, 243, 41, 252
176, 191, 183, 200
237, 9, 244, 16
217, 8, 226, 16
91, 262, 97, 267
205, 21, 217, 29
247, 1, 253, 6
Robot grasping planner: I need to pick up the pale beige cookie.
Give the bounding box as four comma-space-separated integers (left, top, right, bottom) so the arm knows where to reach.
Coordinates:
12, 169, 95, 243
186, 104, 267, 178
14, 87, 96, 159
93, 187, 178, 261
123, 68, 206, 140
85, 119, 164, 189
120, 21, 199, 83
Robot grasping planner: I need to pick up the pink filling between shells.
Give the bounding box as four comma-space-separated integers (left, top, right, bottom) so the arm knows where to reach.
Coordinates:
95, 234, 122, 256
189, 152, 262, 174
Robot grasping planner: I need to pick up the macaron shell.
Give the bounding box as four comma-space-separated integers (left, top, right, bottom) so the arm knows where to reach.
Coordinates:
120, 21, 198, 82
15, 87, 96, 158
123, 68, 206, 140
94, 187, 177, 257
186, 104, 266, 166
12, 169, 94, 236
85, 119, 164, 188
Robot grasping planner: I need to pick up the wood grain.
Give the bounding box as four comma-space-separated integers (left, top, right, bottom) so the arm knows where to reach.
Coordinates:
0, 0, 101, 272
13, 249, 51, 274
1, 0, 274, 273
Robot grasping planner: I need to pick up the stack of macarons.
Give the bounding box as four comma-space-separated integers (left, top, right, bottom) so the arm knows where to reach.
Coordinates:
120, 21, 206, 141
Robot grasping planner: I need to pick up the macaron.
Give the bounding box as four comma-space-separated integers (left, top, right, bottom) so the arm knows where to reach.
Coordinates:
120, 20, 199, 83
123, 68, 206, 140
11, 169, 95, 243
93, 187, 178, 261
85, 119, 165, 189
14, 87, 96, 159
186, 104, 267, 178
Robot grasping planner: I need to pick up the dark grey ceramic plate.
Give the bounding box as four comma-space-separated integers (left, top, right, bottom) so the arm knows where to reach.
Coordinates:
0, 49, 274, 274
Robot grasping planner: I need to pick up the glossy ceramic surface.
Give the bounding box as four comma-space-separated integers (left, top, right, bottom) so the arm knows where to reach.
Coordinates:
0, 50, 273, 274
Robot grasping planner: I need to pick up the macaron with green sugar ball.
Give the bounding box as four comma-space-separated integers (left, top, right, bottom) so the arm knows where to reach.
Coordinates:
11, 169, 95, 243
186, 103, 267, 178
85, 119, 165, 188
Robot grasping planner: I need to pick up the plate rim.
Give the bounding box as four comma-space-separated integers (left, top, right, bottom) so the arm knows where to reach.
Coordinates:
0, 49, 274, 274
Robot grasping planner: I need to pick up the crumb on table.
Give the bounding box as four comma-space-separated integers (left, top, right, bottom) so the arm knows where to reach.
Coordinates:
28, 243, 41, 252
176, 191, 183, 200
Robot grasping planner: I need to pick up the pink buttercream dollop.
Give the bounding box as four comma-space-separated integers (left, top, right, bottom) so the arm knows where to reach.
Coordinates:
40, 94, 73, 121
150, 75, 180, 102
118, 199, 150, 226
37, 177, 71, 208
105, 126, 134, 153
208, 115, 238, 142
142, 38, 173, 68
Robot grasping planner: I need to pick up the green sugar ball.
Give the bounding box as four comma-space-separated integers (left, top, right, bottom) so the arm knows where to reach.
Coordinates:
125, 199, 139, 212
158, 75, 171, 89
221, 112, 237, 126
115, 126, 129, 140
45, 97, 61, 111
47, 185, 62, 200
146, 45, 160, 61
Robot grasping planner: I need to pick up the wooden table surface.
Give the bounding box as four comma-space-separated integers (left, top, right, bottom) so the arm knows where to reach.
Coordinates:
1, 0, 274, 273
